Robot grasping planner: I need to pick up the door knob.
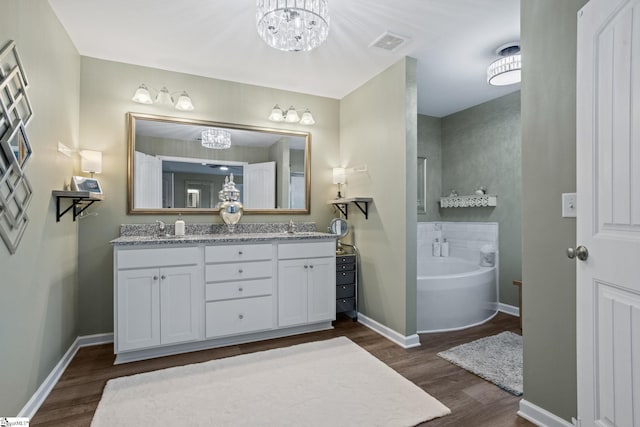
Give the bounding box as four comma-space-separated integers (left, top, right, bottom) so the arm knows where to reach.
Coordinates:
567, 245, 589, 261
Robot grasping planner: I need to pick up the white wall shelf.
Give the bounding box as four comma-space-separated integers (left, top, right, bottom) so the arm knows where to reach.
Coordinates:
439, 194, 497, 208
52, 190, 104, 222
328, 197, 373, 219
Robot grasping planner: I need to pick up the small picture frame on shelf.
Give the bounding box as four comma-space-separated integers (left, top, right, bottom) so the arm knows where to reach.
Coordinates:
71, 176, 103, 194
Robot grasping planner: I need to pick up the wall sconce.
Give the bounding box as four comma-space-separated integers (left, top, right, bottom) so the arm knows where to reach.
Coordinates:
132, 84, 195, 111
332, 167, 346, 198
80, 150, 102, 178
268, 104, 315, 125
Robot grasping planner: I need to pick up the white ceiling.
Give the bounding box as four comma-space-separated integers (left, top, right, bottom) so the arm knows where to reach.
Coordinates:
48, 0, 520, 117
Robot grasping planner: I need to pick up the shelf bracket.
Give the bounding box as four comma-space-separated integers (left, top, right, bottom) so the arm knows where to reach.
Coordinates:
352, 201, 369, 219
333, 203, 348, 219
52, 190, 104, 222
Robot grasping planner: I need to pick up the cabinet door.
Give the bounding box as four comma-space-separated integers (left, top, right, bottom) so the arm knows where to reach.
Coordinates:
278, 259, 308, 327
117, 268, 160, 352
160, 265, 201, 345
307, 257, 336, 323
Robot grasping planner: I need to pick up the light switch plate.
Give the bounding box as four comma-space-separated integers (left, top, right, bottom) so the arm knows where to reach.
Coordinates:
562, 193, 577, 218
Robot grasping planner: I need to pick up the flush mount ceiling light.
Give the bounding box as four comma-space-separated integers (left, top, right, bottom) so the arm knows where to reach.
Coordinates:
268, 104, 315, 125
132, 84, 195, 111
256, 0, 330, 52
487, 42, 521, 86
201, 129, 231, 149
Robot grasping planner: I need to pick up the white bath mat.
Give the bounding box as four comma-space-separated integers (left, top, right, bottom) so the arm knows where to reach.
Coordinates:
92, 337, 451, 426
437, 331, 523, 395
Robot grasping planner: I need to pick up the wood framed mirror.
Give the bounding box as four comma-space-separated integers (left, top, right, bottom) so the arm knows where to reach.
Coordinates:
127, 112, 311, 215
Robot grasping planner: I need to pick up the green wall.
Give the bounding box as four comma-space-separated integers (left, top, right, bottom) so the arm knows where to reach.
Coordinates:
76, 57, 341, 335
440, 92, 522, 307
339, 58, 418, 336
0, 1, 81, 416
521, 0, 588, 421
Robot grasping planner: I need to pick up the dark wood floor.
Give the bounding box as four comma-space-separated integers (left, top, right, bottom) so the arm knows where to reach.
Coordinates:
31, 312, 533, 426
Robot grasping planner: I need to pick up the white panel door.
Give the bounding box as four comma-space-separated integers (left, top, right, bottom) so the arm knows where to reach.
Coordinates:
117, 268, 160, 352
277, 259, 308, 327
243, 161, 276, 209
160, 265, 201, 345
134, 151, 162, 208
307, 257, 336, 323
577, 1, 640, 426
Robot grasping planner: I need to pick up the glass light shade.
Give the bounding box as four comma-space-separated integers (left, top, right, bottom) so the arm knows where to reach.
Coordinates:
201, 129, 232, 149
299, 109, 315, 125
487, 53, 521, 86
132, 84, 153, 104
80, 150, 102, 174
332, 167, 346, 185
155, 87, 174, 105
269, 104, 285, 121
175, 92, 194, 111
256, 0, 330, 52
285, 106, 300, 123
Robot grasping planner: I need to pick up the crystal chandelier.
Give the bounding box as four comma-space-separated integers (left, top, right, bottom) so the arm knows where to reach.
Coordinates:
201, 129, 231, 149
256, 0, 330, 52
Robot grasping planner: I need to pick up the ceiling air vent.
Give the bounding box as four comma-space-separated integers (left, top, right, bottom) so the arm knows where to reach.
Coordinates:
369, 31, 409, 52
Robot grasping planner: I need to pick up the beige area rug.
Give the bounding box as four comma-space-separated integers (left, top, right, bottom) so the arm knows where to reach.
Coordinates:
92, 337, 450, 427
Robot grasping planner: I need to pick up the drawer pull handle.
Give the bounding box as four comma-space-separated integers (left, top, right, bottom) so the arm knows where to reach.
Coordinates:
238, 287, 243, 292
304, 265, 308, 269
161, 275, 166, 280
310, 265, 314, 269
238, 313, 244, 320
238, 251, 243, 255
342, 273, 346, 276
153, 276, 158, 281
238, 269, 243, 273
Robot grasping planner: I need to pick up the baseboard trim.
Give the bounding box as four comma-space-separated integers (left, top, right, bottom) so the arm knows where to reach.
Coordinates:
518, 399, 574, 427
18, 333, 113, 419
357, 312, 421, 349
498, 303, 520, 317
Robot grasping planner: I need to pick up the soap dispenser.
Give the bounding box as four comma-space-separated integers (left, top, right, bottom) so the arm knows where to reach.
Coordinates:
432, 238, 441, 257
175, 214, 185, 236
441, 238, 449, 257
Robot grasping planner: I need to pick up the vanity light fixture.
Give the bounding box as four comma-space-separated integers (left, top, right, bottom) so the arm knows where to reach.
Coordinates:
132, 84, 195, 111
256, 0, 330, 52
487, 42, 521, 86
201, 129, 231, 150
268, 105, 315, 125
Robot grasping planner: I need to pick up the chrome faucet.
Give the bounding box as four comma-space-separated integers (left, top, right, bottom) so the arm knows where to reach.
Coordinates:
155, 220, 166, 236
287, 219, 297, 234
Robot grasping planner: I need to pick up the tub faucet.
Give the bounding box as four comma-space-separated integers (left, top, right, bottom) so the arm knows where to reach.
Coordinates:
155, 220, 166, 236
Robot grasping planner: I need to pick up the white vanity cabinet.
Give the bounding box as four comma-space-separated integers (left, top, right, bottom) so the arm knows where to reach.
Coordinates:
278, 241, 336, 327
115, 246, 202, 353
204, 243, 275, 338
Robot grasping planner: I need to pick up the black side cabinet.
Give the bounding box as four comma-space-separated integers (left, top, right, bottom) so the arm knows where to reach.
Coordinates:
336, 254, 357, 320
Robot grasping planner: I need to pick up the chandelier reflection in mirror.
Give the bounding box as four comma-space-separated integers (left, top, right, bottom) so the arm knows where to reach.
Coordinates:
256, 0, 330, 52
201, 129, 231, 149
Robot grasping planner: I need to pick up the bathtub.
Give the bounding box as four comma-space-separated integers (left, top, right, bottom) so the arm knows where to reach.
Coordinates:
416, 257, 498, 333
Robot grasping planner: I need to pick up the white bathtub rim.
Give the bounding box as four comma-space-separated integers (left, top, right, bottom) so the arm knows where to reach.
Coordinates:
417, 310, 498, 334
417, 264, 495, 281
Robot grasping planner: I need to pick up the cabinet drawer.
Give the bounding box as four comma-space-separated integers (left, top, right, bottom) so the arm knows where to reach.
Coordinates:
206, 260, 272, 282
337, 263, 355, 272
336, 284, 355, 299
336, 255, 356, 265
205, 296, 273, 338
117, 246, 200, 269
205, 278, 272, 301
337, 271, 356, 285
278, 241, 335, 260
336, 297, 356, 313
205, 244, 272, 263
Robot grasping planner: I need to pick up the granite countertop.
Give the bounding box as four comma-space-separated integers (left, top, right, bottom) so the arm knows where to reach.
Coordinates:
110, 222, 337, 246
111, 231, 337, 246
